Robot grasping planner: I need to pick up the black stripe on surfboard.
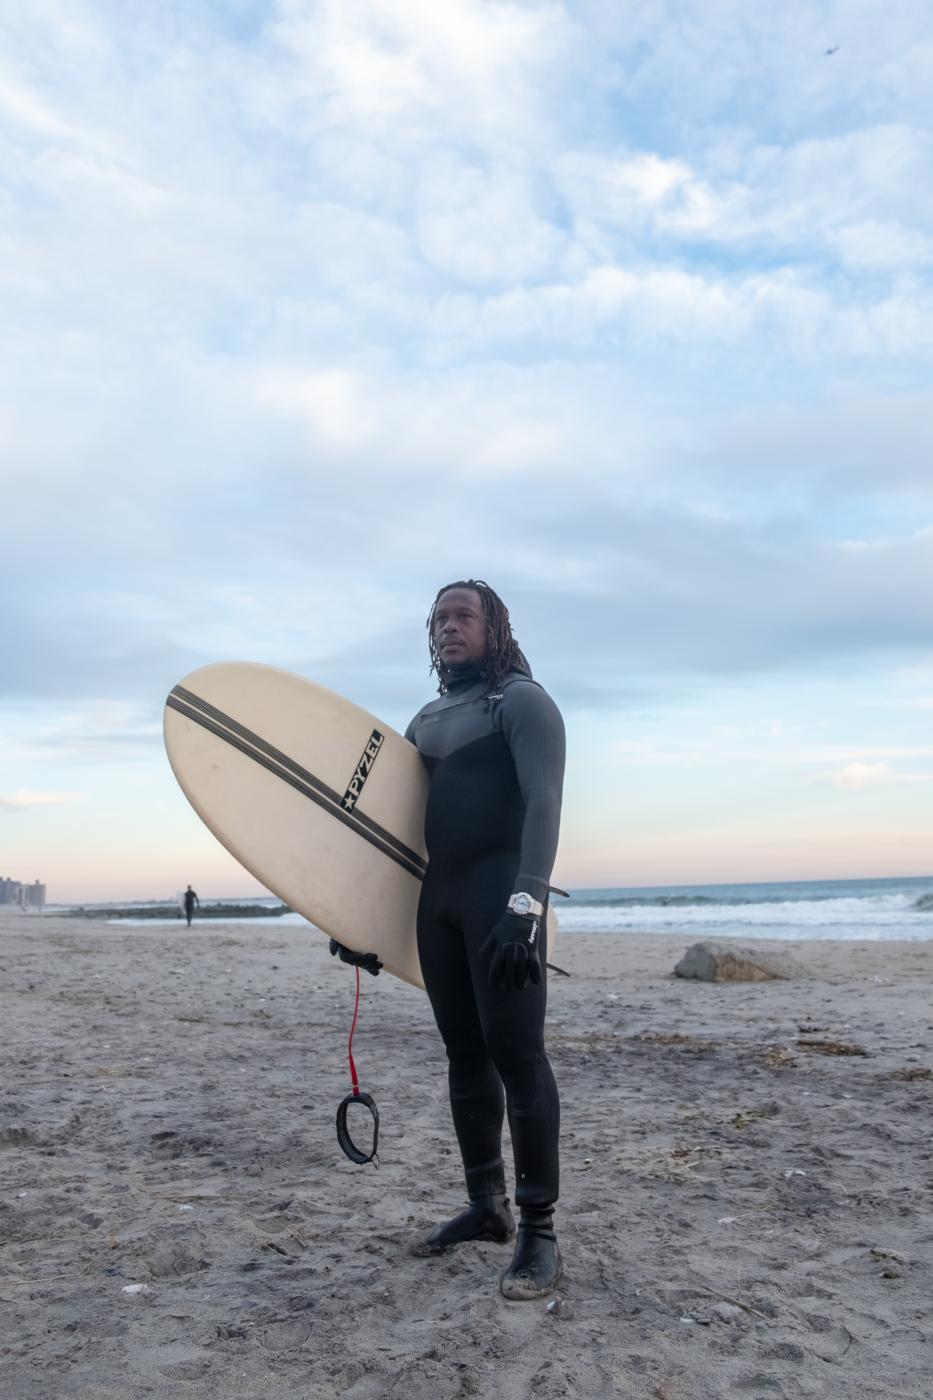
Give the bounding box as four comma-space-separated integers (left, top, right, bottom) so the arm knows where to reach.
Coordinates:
171, 684, 427, 877
166, 691, 427, 882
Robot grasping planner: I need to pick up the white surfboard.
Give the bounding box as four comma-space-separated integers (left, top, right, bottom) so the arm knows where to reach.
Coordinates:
163, 662, 557, 989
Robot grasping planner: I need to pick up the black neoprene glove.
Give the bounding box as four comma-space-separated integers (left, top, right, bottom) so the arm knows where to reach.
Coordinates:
478, 912, 541, 990
329, 938, 382, 977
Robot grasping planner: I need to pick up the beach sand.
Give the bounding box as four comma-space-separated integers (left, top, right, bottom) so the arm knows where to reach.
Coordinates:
1, 911, 931, 1399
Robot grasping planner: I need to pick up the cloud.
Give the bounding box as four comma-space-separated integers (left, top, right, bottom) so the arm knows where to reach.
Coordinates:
0, 0, 932, 728
683, 387, 933, 499
605, 738, 933, 773
0, 702, 165, 763
3, 1, 931, 390
2, 387, 932, 714
831, 761, 933, 789
804, 747, 933, 764
497, 506, 933, 696
831, 220, 933, 273
260, 0, 571, 151
0, 789, 83, 808
577, 3, 933, 141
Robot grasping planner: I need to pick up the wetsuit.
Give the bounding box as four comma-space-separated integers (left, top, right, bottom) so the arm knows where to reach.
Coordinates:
405, 661, 565, 1209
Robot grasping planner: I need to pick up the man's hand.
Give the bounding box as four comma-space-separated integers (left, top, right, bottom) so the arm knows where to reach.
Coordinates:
478, 912, 541, 990
329, 939, 382, 976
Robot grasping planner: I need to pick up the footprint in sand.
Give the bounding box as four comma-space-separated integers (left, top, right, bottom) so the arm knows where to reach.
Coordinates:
146, 1244, 207, 1279
149, 1129, 219, 1158
260, 1316, 313, 1350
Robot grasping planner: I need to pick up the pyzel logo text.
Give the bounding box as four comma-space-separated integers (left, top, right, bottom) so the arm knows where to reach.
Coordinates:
342, 730, 385, 811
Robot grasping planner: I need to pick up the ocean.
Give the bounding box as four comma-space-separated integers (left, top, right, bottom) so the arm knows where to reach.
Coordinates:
52, 874, 933, 940
554, 875, 933, 940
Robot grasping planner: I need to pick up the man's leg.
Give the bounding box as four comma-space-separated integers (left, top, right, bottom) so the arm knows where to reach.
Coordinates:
462, 864, 562, 1297
412, 881, 514, 1253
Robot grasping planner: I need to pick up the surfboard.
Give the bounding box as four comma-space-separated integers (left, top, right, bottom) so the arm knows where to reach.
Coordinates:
163, 662, 557, 989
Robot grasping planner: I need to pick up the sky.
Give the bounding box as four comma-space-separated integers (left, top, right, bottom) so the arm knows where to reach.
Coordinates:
1, 0, 932, 902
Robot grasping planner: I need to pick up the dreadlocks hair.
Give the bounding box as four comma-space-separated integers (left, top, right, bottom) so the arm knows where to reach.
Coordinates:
427, 579, 531, 694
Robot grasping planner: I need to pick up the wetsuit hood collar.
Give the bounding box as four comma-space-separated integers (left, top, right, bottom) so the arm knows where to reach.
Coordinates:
444, 660, 487, 693
442, 660, 534, 694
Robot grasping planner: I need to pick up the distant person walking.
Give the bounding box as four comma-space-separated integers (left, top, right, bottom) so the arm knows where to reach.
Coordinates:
183, 885, 199, 927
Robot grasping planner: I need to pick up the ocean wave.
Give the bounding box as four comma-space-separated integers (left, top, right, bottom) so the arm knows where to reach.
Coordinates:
557, 890, 933, 939
571, 893, 725, 908
569, 888, 933, 911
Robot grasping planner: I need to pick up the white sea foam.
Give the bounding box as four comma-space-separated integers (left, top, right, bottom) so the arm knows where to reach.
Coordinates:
558, 891, 933, 939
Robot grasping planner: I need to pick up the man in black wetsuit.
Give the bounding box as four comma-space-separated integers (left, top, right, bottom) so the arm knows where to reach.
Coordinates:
332, 580, 565, 1299
183, 885, 199, 927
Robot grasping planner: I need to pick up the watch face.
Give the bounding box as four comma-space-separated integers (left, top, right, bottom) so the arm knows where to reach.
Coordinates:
513, 894, 531, 914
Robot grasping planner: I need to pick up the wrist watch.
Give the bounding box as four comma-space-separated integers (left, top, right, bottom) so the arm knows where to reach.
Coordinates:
507, 891, 545, 918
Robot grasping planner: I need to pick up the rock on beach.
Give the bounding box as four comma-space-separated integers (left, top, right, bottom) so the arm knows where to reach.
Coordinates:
674, 940, 793, 982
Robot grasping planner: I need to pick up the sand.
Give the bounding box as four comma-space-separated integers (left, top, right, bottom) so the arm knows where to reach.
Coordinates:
1, 911, 931, 1400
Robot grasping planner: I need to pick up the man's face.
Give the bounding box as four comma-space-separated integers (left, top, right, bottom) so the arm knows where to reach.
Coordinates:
433, 587, 487, 667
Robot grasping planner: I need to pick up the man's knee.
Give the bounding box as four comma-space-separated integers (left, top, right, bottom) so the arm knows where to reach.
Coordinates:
446, 1043, 494, 1078
488, 1043, 543, 1107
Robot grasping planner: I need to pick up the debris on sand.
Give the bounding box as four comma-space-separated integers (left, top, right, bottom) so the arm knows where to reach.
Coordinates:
731, 1105, 780, 1130
630, 1032, 719, 1051
795, 1039, 867, 1056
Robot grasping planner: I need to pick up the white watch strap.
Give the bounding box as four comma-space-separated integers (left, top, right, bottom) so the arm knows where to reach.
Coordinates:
508, 892, 545, 918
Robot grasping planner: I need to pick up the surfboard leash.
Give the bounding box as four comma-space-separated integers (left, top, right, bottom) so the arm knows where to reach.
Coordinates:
336, 968, 380, 1167
546, 885, 572, 978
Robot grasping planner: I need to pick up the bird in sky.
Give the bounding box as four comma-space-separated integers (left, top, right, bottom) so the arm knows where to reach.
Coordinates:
825, 45, 840, 55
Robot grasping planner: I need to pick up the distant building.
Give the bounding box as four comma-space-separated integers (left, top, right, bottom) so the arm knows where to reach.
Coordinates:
0, 878, 46, 908
0, 877, 21, 904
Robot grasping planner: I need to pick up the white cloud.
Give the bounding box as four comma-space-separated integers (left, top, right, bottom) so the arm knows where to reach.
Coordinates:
1, 0, 932, 715
261, 0, 570, 150
416, 161, 567, 285
0, 703, 163, 763
832, 220, 933, 273
831, 761, 933, 789
684, 388, 933, 497
806, 747, 933, 764
0, 61, 78, 141
184, 352, 603, 476
603, 740, 933, 775
250, 365, 367, 451
0, 789, 83, 808
555, 122, 933, 301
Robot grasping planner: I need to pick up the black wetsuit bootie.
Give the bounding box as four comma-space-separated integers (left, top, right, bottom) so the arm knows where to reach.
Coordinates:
499, 1206, 562, 1300
410, 1193, 515, 1257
